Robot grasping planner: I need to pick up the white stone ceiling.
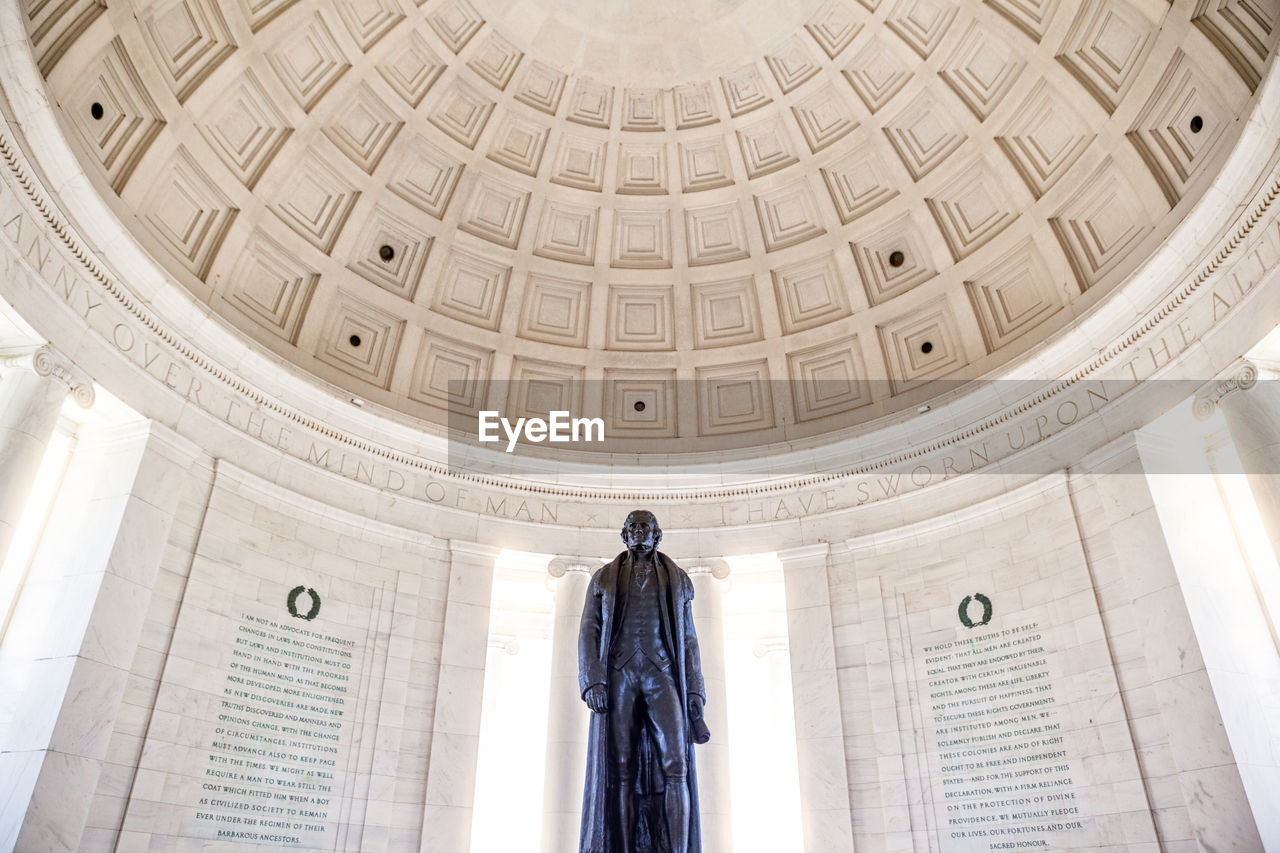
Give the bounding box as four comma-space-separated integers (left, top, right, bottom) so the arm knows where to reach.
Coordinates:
21, 0, 1280, 450
469, 0, 828, 86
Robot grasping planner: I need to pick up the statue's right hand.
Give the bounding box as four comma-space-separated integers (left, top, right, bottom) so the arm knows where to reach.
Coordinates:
584, 684, 607, 713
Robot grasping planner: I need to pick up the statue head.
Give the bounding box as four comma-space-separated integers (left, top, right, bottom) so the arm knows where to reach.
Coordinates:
621, 510, 661, 555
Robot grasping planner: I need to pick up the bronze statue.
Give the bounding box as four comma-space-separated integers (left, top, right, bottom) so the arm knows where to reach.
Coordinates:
578, 510, 708, 853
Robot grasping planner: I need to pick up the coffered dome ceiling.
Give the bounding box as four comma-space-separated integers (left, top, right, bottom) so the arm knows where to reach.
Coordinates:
21, 0, 1280, 451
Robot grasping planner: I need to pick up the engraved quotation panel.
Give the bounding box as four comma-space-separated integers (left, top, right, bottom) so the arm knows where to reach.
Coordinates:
117, 467, 442, 849
191, 604, 360, 846
836, 482, 1151, 853
918, 620, 1083, 851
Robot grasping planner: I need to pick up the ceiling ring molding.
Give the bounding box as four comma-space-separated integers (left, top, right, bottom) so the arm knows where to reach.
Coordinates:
1, 90, 1280, 511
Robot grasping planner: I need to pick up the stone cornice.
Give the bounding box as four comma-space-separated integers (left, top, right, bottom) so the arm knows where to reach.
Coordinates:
209, 460, 442, 548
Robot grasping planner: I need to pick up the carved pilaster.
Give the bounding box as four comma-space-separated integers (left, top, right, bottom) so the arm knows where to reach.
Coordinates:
421, 540, 501, 853
685, 556, 733, 852
1196, 356, 1280, 570
776, 542, 855, 853
541, 554, 600, 853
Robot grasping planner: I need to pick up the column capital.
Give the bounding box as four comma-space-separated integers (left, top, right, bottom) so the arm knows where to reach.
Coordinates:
751, 636, 789, 657
448, 540, 503, 564
488, 633, 520, 655
685, 558, 730, 580
547, 556, 600, 578
2, 344, 95, 408
1193, 359, 1258, 421
776, 543, 831, 565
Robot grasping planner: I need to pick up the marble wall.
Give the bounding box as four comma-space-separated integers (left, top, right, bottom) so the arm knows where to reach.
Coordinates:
0, 448, 459, 851
835, 472, 1161, 852
770, 451, 1273, 852
1, 4, 1278, 844
2, 423, 1277, 852
114, 463, 453, 851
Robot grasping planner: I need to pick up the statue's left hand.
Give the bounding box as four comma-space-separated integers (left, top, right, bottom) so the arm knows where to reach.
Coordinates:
688, 694, 704, 719
584, 684, 608, 713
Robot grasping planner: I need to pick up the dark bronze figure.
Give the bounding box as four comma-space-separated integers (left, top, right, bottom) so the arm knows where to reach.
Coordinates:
578, 510, 708, 853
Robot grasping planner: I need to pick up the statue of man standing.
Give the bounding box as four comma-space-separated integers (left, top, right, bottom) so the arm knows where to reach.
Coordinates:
578, 510, 708, 853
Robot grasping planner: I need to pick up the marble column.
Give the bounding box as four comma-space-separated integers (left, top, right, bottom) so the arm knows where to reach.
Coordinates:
2, 421, 191, 851
776, 544, 854, 853
540, 556, 596, 853
1195, 359, 1280, 562
686, 558, 733, 853
1068, 433, 1263, 851
0, 345, 93, 566
422, 540, 501, 853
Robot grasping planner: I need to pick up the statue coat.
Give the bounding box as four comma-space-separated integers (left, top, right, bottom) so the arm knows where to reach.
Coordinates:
578, 549, 705, 853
